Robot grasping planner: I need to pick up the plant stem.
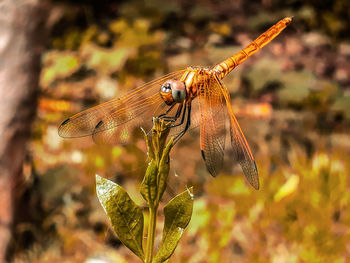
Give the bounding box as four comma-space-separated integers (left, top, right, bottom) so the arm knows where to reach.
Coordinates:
145, 205, 158, 263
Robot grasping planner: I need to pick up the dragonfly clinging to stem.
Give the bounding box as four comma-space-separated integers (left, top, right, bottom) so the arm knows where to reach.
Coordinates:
59, 17, 293, 190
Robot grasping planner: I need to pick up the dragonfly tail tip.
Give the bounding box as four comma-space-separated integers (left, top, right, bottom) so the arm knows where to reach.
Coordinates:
285, 16, 293, 24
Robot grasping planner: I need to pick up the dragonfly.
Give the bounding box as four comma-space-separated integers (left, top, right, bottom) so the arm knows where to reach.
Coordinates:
59, 17, 292, 190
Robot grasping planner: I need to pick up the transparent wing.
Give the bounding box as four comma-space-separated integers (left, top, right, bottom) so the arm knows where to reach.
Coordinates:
58, 70, 186, 144
214, 75, 259, 189
198, 75, 226, 177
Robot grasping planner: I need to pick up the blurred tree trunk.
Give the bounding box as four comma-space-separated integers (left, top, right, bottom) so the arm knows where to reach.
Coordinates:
0, 0, 47, 261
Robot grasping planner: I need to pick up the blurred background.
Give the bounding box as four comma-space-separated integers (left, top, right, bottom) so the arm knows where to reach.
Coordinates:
1, 0, 350, 262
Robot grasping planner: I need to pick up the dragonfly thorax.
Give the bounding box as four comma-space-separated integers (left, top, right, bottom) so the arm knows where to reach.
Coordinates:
160, 79, 186, 105
181, 67, 216, 101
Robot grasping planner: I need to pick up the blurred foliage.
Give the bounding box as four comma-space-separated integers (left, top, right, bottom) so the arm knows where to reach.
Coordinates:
196, 150, 350, 263
42, 17, 165, 96
278, 0, 350, 40
51, 0, 350, 42
12, 0, 350, 262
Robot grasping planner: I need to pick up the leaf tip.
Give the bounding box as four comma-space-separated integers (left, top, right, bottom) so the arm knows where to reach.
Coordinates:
95, 174, 103, 184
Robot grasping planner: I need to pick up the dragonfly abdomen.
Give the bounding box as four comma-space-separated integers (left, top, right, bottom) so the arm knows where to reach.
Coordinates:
213, 17, 292, 80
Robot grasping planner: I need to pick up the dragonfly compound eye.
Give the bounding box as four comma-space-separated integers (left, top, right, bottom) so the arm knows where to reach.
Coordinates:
161, 82, 171, 93
160, 79, 186, 105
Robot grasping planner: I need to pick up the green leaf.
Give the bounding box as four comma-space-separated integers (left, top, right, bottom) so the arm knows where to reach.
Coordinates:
140, 160, 158, 206
157, 137, 174, 202
152, 118, 172, 163
141, 119, 174, 206
141, 127, 154, 160
96, 175, 144, 260
153, 187, 194, 263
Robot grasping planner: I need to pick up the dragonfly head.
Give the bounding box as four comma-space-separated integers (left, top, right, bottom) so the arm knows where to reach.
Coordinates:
160, 79, 186, 105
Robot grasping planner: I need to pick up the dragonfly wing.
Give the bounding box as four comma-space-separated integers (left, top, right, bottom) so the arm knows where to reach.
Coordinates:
198, 75, 226, 177
58, 70, 185, 143
91, 92, 169, 144
214, 75, 259, 189
91, 113, 152, 144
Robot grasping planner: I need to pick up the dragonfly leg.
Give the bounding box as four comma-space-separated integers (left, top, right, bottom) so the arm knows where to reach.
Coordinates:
146, 104, 184, 137
158, 103, 176, 118
171, 104, 187, 128
157, 104, 187, 135
158, 103, 184, 122
174, 104, 191, 144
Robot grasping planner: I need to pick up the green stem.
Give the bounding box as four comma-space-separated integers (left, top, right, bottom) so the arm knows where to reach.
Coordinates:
145, 205, 158, 263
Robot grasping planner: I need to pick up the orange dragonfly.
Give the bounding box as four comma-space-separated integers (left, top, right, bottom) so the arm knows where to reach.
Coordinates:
59, 17, 292, 190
